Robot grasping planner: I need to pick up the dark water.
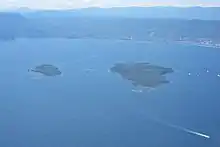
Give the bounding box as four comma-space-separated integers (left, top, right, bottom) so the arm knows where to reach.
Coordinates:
0, 39, 219, 147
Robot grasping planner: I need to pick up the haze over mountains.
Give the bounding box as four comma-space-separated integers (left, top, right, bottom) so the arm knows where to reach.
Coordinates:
20, 7, 220, 20
1, 7, 220, 42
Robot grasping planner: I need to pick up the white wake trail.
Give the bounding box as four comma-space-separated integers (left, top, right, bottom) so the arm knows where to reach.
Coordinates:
165, 122, 210, 139
181, 128, 210, 139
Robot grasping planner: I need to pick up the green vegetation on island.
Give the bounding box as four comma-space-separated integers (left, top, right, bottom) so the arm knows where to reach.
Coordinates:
110, 62, 174, 88
28, 64, 62, 76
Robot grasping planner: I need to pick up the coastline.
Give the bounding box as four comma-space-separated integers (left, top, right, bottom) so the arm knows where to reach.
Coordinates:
175, 40, 220, 49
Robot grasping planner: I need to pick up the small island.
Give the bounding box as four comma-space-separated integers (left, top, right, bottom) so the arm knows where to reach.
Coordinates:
110, 62, 174, 88
28, 64, 62, 76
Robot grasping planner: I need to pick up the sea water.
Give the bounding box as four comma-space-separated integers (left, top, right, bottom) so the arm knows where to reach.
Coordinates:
0, 38, 219, 147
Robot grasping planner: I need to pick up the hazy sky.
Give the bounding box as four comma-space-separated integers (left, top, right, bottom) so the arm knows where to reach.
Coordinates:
1, 0, 220, 9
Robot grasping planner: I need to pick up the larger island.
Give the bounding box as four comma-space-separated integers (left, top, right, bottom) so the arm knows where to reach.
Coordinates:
110, 62, 174, 88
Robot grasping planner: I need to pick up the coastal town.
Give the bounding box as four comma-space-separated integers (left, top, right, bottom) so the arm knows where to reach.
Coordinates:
177, 37, 220, 48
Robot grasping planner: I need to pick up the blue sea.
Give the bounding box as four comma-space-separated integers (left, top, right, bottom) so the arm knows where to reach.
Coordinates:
0, 38, 219, 147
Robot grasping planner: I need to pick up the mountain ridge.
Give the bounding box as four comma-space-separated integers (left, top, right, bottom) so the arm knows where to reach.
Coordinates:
16, 6, 220, 20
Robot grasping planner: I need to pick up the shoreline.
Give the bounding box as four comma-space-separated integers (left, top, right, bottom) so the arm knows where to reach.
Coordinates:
2, 37, 220, 49
174, 40, 220, 49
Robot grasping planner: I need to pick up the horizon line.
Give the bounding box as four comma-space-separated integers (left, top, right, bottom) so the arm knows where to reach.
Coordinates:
2, 5, 220, 11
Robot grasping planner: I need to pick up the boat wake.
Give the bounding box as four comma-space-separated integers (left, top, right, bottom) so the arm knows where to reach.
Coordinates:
145, 116, 211, 139
165, 122, 210, 139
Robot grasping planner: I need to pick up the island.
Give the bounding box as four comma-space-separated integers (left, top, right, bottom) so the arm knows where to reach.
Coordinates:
110, 62, 174, 88
28, 64, 62, 76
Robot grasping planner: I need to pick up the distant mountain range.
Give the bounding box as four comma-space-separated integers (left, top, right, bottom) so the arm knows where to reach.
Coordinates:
0, 7, 220, 42
0, 12, 27, 40
19, 7, 220, 20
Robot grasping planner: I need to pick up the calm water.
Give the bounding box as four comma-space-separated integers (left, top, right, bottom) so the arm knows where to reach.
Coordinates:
0, 38, 219, 147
